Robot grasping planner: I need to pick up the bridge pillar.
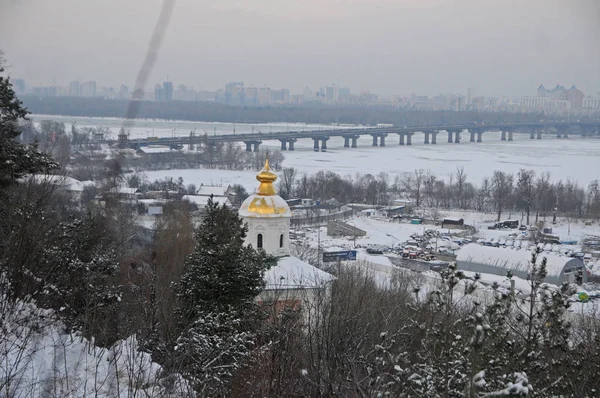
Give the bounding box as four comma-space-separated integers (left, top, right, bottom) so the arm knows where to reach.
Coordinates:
288, 140, 295, 151
501, 131, 506, 141
313, 138, 320, 151
321, 137, 329, 152
469, 131, 475, 142
344, 136, 350, 147
431, 131, 438, 144
280, 140, 287, 150
477, 131, 483, 142
245, 142, 252, 152
537, 130, 542, 139
380, 135, 386, 146
424, 132, 430, 144
508, 131, 513, 141
556, 131, 562, 139
530, 131, 535, 139
447, 131, 453, 143
253, 142, 260, 152
351, 136, 358, 148
406, 133, 413, 146
454, 131, 460, 143
399, 133, 405, 145
372, 135, 378, 146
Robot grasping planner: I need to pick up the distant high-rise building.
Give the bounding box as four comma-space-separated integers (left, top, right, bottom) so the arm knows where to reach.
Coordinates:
271, 88, 290, 103
80, 81, 96, 97
245, 86, 258, 99
154, 84, 164, 102
303, 87, 313, 101
467, 88, 472, 106
12, 78, 25, 94
325, 86, 337, 101
537, 84, 567, 100
338, 87, 350, 98
163, 81, 173, 101
471, 96, 485, 110
258, 86, 271, 104
119, 85, 129, 99
32, 86, 57, 97
583, 97, 600, 109
566, 85, 584, 108
69, 81, 80, 96
225, 81, 244, 95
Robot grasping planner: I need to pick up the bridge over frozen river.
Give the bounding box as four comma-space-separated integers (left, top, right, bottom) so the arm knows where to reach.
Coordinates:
119, 120, 600, 152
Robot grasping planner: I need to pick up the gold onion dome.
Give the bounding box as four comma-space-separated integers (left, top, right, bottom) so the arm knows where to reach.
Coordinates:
256, 158, 277, 196
238, 158, 291, 218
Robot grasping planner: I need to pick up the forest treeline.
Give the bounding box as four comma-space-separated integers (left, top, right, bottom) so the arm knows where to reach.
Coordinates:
274, 166, 600, 223
20, 95, 547, 126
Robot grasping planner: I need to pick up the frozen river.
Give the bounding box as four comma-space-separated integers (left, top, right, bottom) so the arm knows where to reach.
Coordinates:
32, 115, 600, 189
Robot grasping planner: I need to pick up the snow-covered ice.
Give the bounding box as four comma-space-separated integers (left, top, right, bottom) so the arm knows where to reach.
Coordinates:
34, 115, 600, 186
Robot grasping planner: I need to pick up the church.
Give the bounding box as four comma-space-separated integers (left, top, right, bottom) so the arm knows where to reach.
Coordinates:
238, 159, 334, 307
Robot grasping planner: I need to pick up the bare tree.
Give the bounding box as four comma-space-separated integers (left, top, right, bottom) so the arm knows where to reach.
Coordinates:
278, 167, 297, 200
402, 169, 426, 207
454, 165, 468, 209
491, 171, 513, 221
516, 169, 536, 225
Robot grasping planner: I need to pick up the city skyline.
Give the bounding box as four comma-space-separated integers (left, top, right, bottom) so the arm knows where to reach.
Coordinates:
1, 0, 599, 98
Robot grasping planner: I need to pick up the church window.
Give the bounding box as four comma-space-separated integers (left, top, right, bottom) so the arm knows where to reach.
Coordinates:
279, 234, 284, 248
257, 233, 263, 248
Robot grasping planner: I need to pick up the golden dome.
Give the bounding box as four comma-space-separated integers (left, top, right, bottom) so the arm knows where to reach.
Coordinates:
238, 158, 292, 218
256, 158, 277, 196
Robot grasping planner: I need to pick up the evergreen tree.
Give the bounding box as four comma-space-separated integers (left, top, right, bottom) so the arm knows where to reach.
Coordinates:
169, 196, 274, 394
0, 53, 57, 187
176, 196, 274, 319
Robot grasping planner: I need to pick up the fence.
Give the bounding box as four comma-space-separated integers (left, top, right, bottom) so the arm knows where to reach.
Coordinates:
291, 208, 355, 227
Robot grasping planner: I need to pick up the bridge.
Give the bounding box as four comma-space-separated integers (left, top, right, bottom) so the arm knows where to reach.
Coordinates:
119, 120, 600, 152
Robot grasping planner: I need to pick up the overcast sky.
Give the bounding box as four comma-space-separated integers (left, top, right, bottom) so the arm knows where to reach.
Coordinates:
1, 0, 598, 97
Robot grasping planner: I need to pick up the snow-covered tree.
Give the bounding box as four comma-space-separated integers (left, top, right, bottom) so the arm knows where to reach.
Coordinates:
169, 196, 274, 394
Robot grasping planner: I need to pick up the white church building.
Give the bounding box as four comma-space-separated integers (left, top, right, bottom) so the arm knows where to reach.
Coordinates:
239, 159, 334, 308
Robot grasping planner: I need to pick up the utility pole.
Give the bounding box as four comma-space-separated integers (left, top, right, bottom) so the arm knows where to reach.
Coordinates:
317, 226, 321, 267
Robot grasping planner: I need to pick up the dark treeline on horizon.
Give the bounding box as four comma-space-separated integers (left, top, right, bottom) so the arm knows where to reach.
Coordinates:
20, 95, 549, 126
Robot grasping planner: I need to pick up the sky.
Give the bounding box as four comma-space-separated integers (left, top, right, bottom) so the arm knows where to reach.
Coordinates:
1, 0, 599, 97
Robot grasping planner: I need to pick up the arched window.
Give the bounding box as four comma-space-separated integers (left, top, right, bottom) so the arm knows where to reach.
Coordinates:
279, 234, 284, 248
257, 233, 263, 249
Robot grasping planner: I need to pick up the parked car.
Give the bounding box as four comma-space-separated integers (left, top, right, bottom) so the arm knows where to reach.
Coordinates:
366, 248, 384, 255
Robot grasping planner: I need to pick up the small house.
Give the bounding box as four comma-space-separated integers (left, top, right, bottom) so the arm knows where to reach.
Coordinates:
182, 194, 231, 211
441, 218, 464, 229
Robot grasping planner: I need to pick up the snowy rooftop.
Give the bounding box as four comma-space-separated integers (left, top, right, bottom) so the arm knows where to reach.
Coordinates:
264, 256, 335, 290
27, 174, 94, 192
456, 243, 582, 277
111, 187, 139, 195
182, 195, 231, 207
196, 185, 231, 197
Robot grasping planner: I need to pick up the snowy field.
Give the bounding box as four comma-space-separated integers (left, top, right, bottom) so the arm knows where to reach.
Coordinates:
34, 115, 600, 186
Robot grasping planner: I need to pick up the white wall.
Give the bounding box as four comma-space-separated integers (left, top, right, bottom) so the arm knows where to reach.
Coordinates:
243, 217, 290, 257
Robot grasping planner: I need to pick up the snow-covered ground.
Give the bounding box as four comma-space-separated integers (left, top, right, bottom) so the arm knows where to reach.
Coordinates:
0, 295, 192, 397
292, 212, 600, 316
